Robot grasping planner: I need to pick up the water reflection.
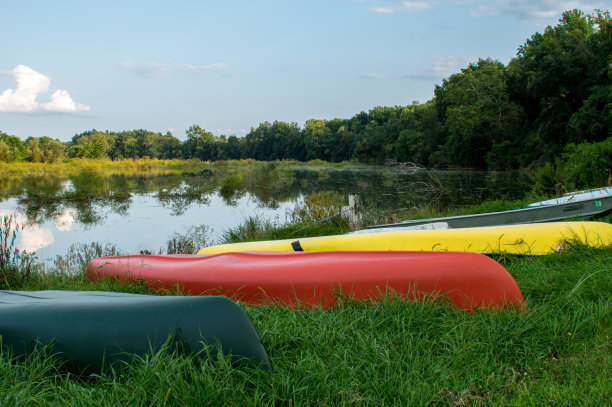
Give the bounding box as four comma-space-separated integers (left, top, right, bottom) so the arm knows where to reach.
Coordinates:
0, 165, 534, 260
20, 227, 54, 252
0, 166, 533, 227
54, 209, 77, 231
0, 209, 55, 253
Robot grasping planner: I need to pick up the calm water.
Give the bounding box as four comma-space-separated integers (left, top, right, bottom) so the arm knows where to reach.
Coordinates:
0, 165, 533, 262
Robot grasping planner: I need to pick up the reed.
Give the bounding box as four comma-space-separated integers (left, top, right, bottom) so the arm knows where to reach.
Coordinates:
0, 215, 37, 289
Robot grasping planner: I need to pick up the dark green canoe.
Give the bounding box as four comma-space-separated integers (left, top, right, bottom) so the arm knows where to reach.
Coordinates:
0, 290, 272, 373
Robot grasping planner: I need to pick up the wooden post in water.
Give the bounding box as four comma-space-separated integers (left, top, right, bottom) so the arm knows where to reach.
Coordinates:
349, 194, 362, 231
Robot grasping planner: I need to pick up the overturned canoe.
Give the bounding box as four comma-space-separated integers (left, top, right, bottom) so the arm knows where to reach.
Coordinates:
0, 290, 271, 373
368, 194, 612, 229
197, 221, 612, 256
526, 186, 612, 207
88, 251, 524, 309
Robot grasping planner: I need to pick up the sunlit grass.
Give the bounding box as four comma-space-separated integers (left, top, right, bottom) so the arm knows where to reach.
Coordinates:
3, 244, 610, 405
1, 200, 610, 404
0, 158, 359, 177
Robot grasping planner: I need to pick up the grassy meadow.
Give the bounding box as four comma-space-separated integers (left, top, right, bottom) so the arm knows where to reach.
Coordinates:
0, 194, 610, 405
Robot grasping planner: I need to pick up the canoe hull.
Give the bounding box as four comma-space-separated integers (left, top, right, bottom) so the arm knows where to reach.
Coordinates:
370, 195, 612, 229
87, 251, 524, 309
0, 291, 271, 373
527, 186, 612, 207
197, 222, 612, 255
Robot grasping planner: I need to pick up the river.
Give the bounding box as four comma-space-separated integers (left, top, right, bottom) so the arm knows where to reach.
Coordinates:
0, 164, 533, 263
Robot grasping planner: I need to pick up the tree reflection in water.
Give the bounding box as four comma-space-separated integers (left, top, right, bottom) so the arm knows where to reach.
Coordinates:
0, 165, 533, 227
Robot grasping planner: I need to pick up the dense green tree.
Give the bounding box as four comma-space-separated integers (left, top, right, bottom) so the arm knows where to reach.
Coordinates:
39, 137, 66, 163
435, 59, 524, 169
0, 140, 10, 162
183, 125, 217, 161
223, 135, 244, 160
136, 130, 162, 158
158, 132, 183, 159
25, 137, 65, 162
0, 132, 27, 162
303, 120, 335, 161
69, 130, 111, 159
507, 9, 611, 161
243, 121, 303, 161
394, 103, 446, 166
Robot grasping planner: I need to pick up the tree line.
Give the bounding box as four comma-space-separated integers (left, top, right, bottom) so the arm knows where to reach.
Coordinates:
1, 10, 610, 178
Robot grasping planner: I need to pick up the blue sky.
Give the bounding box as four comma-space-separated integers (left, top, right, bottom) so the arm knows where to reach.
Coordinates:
1, 0, 609, 141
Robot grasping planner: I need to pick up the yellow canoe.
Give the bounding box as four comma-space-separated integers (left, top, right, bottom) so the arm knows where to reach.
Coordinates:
198, 221, 612, 255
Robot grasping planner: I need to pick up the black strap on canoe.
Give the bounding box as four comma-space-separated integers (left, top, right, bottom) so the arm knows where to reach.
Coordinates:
291, 240, 304, 251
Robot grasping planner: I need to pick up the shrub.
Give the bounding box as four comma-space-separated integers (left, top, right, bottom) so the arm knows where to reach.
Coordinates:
53, 242, 121, 275
0, 215, 36, 289
560, 137, 612, 188
164, 225, 211, 254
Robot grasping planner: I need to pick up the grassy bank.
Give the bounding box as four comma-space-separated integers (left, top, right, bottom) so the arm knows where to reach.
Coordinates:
1, 245, 610, 405
1, 214, 611, 405
0, 157, 356, 176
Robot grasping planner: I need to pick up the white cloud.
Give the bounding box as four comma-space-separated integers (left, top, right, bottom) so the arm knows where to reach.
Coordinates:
0, 209, 54, 253
470, 0, 585, 19
0, 65, 89, 113
42, 90, 90, 112
360, 72, 390, 79
213, 128, 240, 135
404, 55, 479, 81
0, 65, 49, 112
366, 0, 436, 14
118, 62, 231, 78
365, 0, 607, 20
432, 55, 479, 76
371, 7, 395, 13
186, 63, 231, 76
0, 210, 28, 228
402, 1, 432, 11
19, 227, 54, 253
117, 62, 174, 78
54, 209, 77, 231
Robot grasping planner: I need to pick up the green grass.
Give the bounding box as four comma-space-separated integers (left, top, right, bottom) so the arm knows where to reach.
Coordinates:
362, 198, 546, 228
1, 209, 611, 405
0, 157, 358, 177
0, 243, 610, 405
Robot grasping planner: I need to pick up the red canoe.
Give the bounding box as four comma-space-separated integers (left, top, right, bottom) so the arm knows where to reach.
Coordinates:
87, 251, 523, 309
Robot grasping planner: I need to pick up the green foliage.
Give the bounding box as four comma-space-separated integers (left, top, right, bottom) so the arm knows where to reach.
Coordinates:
559, 137, 612, 188
163, 225, 210, 254
0, 215, 37, 289
533, 161, 562, 195
532, 137, 612, 194
69, 130, 110, 159
52, 242, 121, 276
1, 244, 611, 405
220, 215, 278, 244
0, 132, 27, 162
25, 137, 65, 163
183, 125, 217, 161
290, 191, 347, 227
508, 9, 611, 160
1, 9, 610, 175
437, 58, 525, 169
219, 192, 350, 245
219, 173, 244, 204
